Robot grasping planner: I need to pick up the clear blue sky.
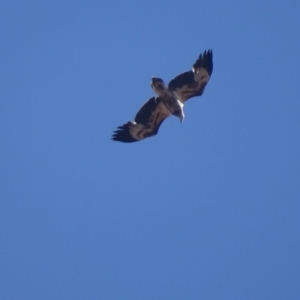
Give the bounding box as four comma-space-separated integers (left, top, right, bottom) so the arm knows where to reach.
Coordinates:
1, 1, 299, 299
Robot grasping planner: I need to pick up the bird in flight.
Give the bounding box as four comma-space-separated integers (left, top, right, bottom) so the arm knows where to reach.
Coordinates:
112, 50, 213, 143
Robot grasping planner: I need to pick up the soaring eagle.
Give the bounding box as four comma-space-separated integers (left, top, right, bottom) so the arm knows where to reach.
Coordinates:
112, 50, 213, 143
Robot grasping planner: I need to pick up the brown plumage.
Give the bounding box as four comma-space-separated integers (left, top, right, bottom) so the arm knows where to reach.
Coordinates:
112, 50, 213, 143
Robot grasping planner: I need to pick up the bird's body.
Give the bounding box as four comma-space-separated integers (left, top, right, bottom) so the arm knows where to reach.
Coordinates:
112, 50, 213, 143
151, 77, 185, 122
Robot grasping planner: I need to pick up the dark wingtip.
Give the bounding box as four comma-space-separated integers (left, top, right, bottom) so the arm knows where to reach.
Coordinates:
194, 49, 213, 76
111, 123, 138, 143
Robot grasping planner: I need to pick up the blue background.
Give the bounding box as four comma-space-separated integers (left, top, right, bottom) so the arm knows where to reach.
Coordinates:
1, 1, 299, 299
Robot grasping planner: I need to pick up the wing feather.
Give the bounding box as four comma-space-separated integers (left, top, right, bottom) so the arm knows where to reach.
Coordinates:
168, 49, 213, 103
112, 97, 171, 143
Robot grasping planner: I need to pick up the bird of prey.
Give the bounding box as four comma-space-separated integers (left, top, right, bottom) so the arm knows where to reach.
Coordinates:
112, 50, 213, 143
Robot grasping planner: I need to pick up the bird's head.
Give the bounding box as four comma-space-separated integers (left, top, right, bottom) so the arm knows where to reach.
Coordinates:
151, 77, 166, 96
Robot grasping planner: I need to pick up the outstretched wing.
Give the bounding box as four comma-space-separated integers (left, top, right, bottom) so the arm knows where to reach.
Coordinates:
168, 50, 213, 103
112, 97, 171, 143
